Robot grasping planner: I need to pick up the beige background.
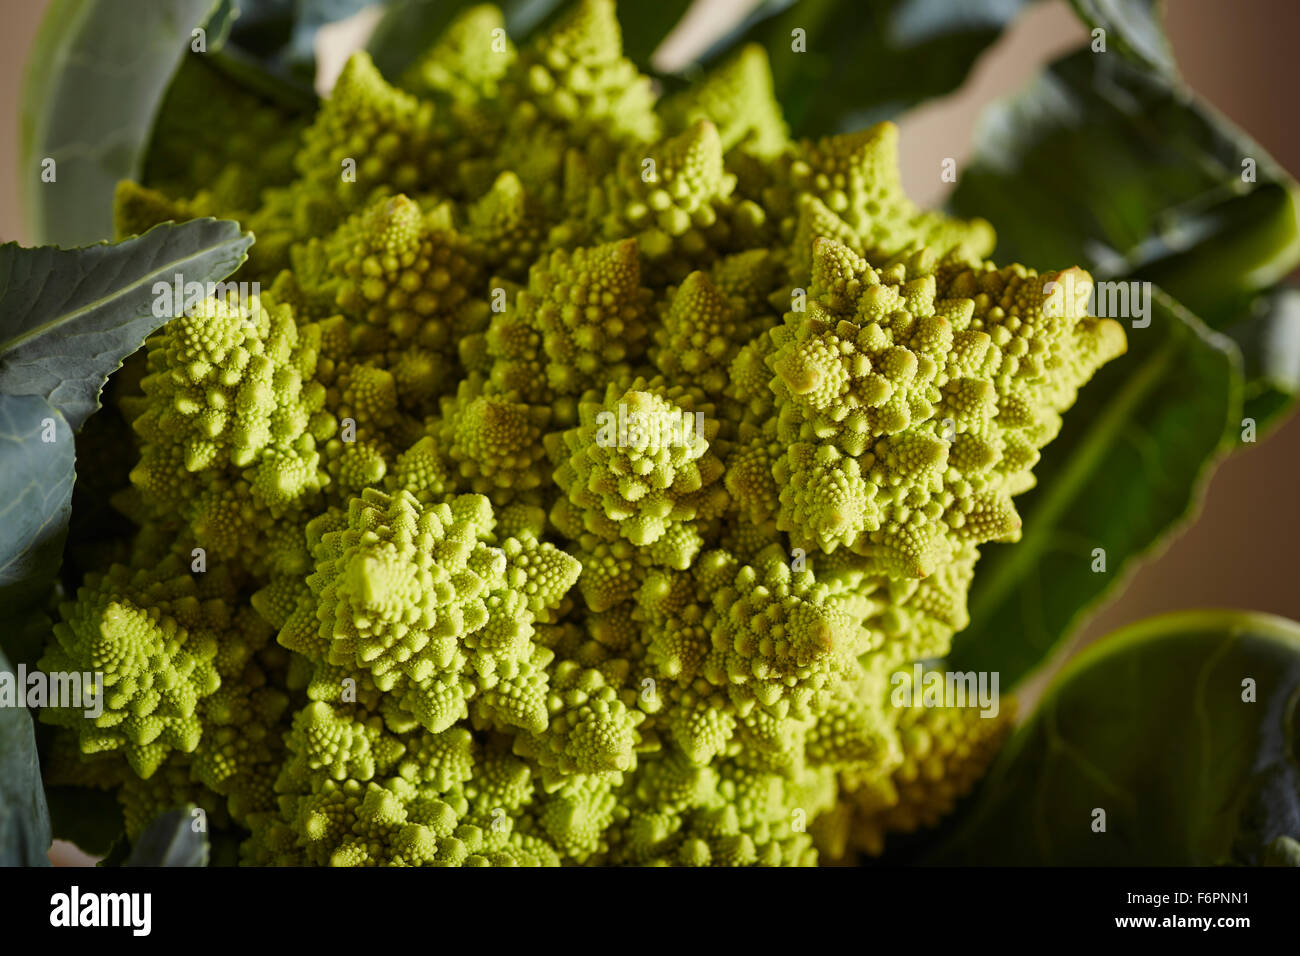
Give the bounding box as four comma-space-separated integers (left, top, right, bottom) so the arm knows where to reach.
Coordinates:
3, 0, 1298, 859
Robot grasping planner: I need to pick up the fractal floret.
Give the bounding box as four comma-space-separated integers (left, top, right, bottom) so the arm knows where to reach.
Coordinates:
41, 0, 1125, 865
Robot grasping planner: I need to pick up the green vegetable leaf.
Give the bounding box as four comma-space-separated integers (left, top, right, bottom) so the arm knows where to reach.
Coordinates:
1224, 287, 1300, 437
221, 0, 382, 86
205, 0, 241, 48
950, 291, 1240, 686
124, 807, 211, 866
1068, 0, 1175, 75
0, 643, 51, 867
0, 219, 253, 431
0, 393, 69, 868
932, 611, 1300, 865
949, 48, 1300, 326
19, 0, 223, 245
200, 0, 321, 111
365, 0, 457, 80
0, 395, 74, 616
692, 0, 1035, 135
1, 611, 62, 676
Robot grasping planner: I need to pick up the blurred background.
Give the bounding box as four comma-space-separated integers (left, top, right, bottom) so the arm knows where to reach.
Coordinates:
3, 0, 1298, 859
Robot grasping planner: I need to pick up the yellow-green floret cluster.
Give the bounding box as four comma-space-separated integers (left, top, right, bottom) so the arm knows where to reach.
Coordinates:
42, 0, 1124, 865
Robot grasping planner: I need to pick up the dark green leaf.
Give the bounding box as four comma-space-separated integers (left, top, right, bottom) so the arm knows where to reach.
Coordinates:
950, 290, 1240, 686
61, 369, 141, 594
0, 395, 74, 615
365, 0, 453, 80
223, 0, 294, 56
1068, 0, 1175, 75
1, 611, 61, 674
949, 48, 1300, 326
932, 611, 1300, 865
0, 394, 68, 868
692, 0, 1035, 135
205, 44, 320, 110
1140, 186, 1300, 329
1223, 287, 1300, 437
124, 807, 210, 866
0, 219, 253, 431
19, 0, 223, 246
194, 1, 319, 106
223, 0, 382, 84
205, 0, 241, 48
0, 395, 73, 695
366, 0, 568, 80
202, 0, 320, 111
45, 786, 125, 858
0, 643, 51, 867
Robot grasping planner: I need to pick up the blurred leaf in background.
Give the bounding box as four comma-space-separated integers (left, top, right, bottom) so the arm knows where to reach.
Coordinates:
124, 807, 211, 866
0, 641, 52, 867
692, 0, 1036, 134
1068, 0, 1174, 76
18, 0, 381, 246
933, 611, 1300, 865
1226, 288, 1300, 429
20, 0, 221, 246
0, 395, 73, 658
0, 394, 67, 867
225, 0, 382, 80
949, 51, 1300, 322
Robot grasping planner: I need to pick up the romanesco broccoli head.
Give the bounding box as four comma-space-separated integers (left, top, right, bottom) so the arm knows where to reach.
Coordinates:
43, 0, 1125, 866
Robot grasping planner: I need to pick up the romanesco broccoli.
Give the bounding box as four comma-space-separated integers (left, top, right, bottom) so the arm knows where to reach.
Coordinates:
43, 0, 1125, 866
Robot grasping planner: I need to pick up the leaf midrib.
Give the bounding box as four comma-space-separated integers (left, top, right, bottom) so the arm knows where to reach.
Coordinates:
0, 231, 242, 356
